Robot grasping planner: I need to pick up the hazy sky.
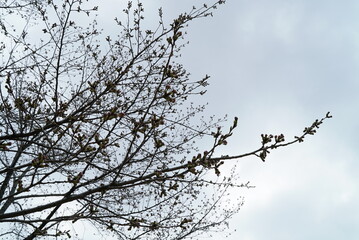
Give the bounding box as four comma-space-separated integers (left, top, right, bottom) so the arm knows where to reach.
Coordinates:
76, 1, 359, 239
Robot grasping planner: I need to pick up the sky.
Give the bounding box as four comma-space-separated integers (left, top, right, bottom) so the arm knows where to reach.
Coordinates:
71, 0, 359, 239
4, 1, 357, 239
176, 1, 359, 240
147, 1, 359, 240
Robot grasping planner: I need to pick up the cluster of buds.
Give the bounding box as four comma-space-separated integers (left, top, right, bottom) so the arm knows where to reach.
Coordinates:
31, 153, 49, 168
260, 133, 285, 146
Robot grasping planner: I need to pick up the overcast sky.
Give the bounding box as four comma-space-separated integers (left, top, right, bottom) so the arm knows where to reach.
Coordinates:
76, 1, 359, 239
180, 1, 359, 240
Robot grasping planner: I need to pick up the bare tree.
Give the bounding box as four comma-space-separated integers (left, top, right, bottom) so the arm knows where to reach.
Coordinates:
0, 1, 331, 239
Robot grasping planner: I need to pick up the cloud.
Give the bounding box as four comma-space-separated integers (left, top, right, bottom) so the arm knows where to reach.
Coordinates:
65, 1, 359, 239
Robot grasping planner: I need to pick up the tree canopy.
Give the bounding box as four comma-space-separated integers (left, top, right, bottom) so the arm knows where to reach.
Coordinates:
0, 1, 330, 239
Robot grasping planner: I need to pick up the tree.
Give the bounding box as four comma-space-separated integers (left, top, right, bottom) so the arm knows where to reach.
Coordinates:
0, 1, 331, 239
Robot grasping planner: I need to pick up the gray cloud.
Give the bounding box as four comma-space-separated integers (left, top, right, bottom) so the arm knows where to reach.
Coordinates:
177, 1, 359, 239
71, 1, 359, 239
